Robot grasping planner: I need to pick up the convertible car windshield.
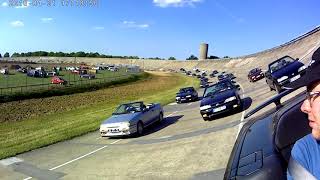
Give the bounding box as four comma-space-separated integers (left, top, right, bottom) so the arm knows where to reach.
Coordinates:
204, 82, 231, 97
269, 56, 295, 73
113, 102, 142, 114
249, 68, 260, 74
179, 87, 193, 93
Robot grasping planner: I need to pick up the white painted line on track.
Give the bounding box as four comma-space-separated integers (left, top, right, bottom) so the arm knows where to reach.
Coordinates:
237, 82, 246, 137
158, 135, 172, 139
0, 157, 23, 166
168, 102, 177, 106
96, 137, 101, 140
23, 139, 122, 180
187, 103, 192, 106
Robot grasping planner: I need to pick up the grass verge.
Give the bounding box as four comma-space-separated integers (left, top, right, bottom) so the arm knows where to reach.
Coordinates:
0, 72, 199, 159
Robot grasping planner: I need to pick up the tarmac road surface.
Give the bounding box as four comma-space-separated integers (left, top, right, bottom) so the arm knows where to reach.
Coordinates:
0, 74, 278, 180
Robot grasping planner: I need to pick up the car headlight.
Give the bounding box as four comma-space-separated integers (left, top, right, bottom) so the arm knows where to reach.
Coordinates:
225, 96, 236, 103
100, 124, 107, 131
200, 105, 211, 110
186, 95, 191, 98
120, 122, 130, 127
298, 65, 306, 72
176, 97, 181, 99
120, 122, 130, 130
277, 76, 288, 82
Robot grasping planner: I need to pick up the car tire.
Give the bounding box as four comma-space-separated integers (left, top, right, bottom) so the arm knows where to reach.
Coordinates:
137, 121, 144, 136
237, 98, 243, 112
275, 84, 282, 94
203, 117, 209, 121
158, 113, 164, 123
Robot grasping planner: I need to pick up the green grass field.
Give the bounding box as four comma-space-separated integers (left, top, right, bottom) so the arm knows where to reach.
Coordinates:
0, 72, 199, 159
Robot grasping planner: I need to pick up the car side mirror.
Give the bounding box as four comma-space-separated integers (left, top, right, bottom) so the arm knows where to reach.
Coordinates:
235, 84, 240, 90
296, 58, 299, 61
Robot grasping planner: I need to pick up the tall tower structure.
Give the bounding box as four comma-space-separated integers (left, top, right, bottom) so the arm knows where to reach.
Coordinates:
199, 43, 208, 60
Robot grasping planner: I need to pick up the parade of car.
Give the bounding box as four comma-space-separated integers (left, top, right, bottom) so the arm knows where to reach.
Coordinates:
3, 4, 320, 179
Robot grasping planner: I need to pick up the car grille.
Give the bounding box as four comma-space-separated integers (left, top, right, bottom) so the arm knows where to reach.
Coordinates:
213, 99, 225, 107
108, 129, 120, 133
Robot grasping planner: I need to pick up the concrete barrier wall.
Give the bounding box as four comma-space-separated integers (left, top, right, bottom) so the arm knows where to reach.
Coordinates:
2, 26, 320, 78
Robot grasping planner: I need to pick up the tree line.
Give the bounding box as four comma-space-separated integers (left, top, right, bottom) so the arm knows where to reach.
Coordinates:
4, 51, 140, 59
0, 52, 229, 60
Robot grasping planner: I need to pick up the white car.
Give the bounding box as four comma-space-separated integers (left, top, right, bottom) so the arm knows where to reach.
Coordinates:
65, 66, 75, 71
0, 68, 8, 75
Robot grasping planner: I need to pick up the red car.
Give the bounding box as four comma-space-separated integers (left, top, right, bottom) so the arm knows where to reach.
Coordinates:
248, 68, 264, 82
51, 76, 67, 85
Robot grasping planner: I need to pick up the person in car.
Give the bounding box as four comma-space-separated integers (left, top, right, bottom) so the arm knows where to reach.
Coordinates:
285, 48, 320, 180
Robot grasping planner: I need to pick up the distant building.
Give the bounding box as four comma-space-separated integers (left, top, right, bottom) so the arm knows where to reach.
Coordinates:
199, 43, 209, 60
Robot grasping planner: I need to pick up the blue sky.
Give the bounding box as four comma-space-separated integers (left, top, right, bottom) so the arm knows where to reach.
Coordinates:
0, 0, 319, 60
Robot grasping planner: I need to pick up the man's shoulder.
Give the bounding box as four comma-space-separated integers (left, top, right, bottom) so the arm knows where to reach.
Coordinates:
291, 134, 320, 168
292, 134, 314, 155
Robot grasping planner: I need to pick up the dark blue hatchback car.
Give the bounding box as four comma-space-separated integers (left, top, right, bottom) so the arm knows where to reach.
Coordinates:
176, 87, 198, 103
200, 80, 241, 121
265, 56, 306, 93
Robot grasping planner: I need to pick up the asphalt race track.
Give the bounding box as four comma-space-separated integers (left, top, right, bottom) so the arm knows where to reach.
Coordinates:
0, 75, 279, 180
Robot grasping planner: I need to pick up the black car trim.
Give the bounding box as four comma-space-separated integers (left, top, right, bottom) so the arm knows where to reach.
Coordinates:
244, 88, 296, 119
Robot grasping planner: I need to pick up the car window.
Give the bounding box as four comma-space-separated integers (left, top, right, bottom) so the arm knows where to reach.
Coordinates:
113, 102, 142, 114
269, 56, 295, 73
204, 82, 231, 97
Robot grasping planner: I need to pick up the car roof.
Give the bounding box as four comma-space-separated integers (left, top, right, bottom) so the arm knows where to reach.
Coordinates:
180, 87, 194, 90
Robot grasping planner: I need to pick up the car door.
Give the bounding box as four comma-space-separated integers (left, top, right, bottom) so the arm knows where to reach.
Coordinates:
148, 104, 159, 125
140, 104, 154, 126
265, 71, 274, 88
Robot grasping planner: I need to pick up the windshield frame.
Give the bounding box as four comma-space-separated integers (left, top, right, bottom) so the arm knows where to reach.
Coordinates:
179, 87, 194, 93
269, 56, 295, 73
203, 81, 232, 98
113, 102, 143, 115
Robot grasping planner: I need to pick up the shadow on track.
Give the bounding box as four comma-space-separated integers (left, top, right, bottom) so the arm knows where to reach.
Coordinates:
108, 115, 183, 139
143, 115, 184, 136
190, 168, 225, 180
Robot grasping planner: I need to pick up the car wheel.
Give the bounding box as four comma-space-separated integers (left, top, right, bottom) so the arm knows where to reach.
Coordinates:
203, 117, 209, 121
137, 121, 144, 136
158, 113, 163, 123
275, 84, 282, 94
237, 98, 243, 112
